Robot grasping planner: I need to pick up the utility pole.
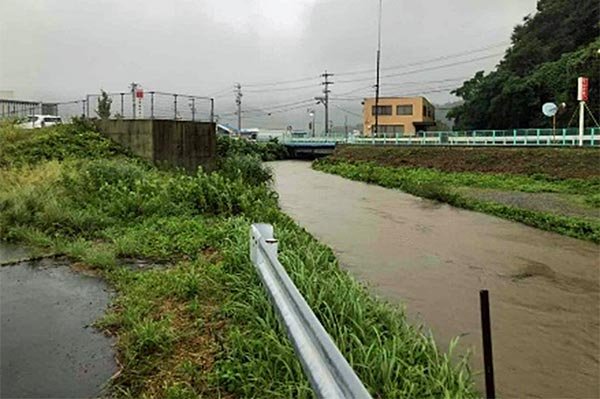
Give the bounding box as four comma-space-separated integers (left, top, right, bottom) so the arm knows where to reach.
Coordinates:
235, 83, 242, 137
374, 0, 383, 137
321, 71, 334, 137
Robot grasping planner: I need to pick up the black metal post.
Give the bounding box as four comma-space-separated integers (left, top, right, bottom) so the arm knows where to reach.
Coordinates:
480, 289, 496, 399
210, 98, 214, 123
150, 91, 155, 119
191, 97, 196, 121
173, 94, 178, 120
120, 93, 124, 116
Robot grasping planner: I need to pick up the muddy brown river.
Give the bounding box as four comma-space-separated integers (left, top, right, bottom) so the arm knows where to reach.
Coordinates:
270, 160, 599, 399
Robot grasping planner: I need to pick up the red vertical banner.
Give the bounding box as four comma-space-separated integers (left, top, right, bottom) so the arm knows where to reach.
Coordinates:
577, 77, 589, 102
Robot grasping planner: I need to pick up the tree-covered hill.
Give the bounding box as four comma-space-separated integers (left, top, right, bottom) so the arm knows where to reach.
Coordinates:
448, 0, 599, 130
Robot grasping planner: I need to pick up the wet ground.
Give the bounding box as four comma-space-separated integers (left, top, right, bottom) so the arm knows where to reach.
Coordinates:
270, 160, 600, 399
0, 244, 116, 398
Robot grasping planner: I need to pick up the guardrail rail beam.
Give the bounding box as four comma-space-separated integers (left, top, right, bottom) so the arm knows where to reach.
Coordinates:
250, 223, 372, 399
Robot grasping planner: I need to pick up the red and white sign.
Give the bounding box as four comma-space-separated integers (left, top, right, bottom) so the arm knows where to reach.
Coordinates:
135, 87, 144, 99
577, 77, 589, 102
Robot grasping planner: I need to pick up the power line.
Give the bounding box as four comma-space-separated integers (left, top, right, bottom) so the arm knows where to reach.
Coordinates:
335, 41, 509, 77
245, 82, 320, 93
243, 75, 319, 88
236, 40, 508, 91
332, 104, 363, 118
219, 98, 316, 117
336, 52, 503, 84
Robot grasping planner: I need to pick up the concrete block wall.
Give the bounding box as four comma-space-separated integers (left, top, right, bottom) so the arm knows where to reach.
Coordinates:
97, 119, 216, 172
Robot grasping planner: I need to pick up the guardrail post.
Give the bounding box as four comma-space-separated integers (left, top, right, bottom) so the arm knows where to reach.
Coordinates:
513, 129, 517, 145
562, 128, 566, 145
592, 128, 595, 146
536, 129, 540, 145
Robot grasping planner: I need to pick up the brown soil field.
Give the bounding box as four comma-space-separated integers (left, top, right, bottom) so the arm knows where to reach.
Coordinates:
331, 145, 600, 179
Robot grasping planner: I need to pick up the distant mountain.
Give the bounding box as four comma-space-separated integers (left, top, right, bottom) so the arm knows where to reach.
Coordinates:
433, 101, 463, 129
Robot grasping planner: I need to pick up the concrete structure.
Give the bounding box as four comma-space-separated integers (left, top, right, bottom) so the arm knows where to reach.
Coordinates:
97, 119, 216, 172
362, 97, 435, 136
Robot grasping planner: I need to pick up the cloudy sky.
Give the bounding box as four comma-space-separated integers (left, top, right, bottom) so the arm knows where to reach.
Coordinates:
1, 0, 537, 129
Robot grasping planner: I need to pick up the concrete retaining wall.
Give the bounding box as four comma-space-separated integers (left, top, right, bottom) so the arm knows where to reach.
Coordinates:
97, 119, 216, 172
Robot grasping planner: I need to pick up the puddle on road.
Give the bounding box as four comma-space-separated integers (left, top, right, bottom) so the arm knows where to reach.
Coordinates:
0, 245, 116, 398
271, 160, 600, 399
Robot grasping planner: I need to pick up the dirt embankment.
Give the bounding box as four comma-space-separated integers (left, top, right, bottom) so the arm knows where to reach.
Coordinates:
332, 145, 600, 179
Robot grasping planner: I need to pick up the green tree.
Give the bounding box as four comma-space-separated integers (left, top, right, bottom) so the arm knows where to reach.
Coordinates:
96, 90, 112, 119
449, 0, 600, 130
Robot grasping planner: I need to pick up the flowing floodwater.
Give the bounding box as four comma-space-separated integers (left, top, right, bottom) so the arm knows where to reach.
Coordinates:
270, 160, 599, 399
0, 244, 116, 398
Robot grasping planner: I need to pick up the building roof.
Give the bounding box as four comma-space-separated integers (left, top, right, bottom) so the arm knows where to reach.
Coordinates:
362, 96, 430, 101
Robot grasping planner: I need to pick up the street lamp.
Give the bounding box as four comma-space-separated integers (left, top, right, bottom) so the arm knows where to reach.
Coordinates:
308, 109, 315, 137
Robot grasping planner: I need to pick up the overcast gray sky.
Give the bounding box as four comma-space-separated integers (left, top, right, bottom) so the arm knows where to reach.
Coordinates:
1, 0, 537, 129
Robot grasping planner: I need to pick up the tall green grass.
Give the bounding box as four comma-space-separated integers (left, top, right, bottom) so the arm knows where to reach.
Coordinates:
0, 125, 477, 398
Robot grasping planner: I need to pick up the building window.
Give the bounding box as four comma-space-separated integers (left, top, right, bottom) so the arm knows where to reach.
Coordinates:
396, 104, 413, 115
371, 124, 404, 136
422, 105, 434, 119
372, 105, 392, 116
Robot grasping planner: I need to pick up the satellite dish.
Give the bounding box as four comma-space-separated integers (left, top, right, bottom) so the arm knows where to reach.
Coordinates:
542, 102, 558, 117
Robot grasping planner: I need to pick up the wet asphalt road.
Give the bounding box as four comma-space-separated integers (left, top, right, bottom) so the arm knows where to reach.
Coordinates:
1, 245, 116, 398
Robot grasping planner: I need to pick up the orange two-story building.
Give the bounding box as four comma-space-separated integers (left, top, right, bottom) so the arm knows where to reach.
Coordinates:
362, 96, 436, 136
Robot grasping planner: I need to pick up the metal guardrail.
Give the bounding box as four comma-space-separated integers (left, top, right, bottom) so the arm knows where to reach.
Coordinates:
250, 224, 372, 399
280, 127, 599, 147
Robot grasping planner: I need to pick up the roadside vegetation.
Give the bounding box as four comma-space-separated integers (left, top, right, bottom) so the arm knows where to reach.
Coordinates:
314, 157, 600, 243
0, 124, 476, 398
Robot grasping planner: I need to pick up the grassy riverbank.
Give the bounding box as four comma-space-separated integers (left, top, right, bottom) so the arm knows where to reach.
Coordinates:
0, 124, 476, 398
313, 156, 600, 243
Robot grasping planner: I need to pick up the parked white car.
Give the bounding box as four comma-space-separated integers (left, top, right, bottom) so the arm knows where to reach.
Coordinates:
18, 115, 62, 129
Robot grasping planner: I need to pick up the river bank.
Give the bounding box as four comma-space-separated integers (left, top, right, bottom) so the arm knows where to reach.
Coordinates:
0, 125, 476, 398
271, 160, 600, 399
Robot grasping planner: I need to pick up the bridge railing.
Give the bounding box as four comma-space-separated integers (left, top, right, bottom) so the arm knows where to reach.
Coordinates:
280, 128, 598, 147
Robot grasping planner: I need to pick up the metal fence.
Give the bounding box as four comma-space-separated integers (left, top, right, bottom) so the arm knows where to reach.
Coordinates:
280, 127, 599, 147
250, 224, 372, 399
1, 91, 215, 123
82, 91, 214, 122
